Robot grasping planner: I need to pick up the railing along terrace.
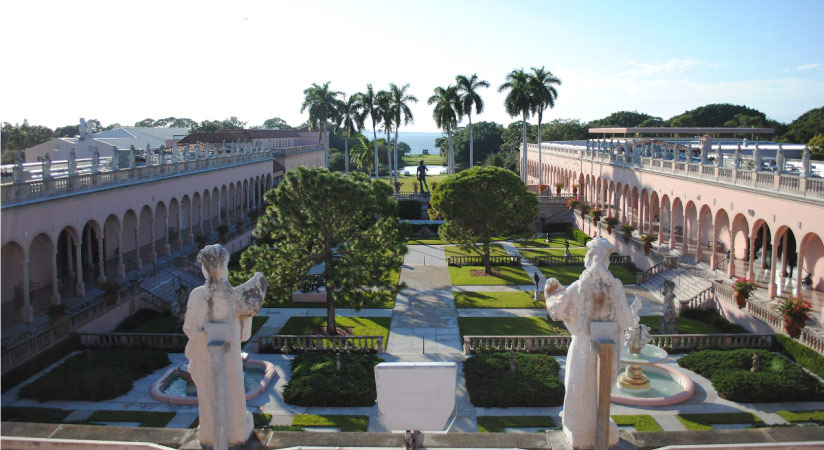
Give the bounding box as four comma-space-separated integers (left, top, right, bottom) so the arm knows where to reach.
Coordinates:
75, 332, 188, 351
0, 142, 322, 206
447, 255, 522, 267
800, 328, 824, 355
253, 335, 384, 353
463, 333, 773, 355
526, 141, 822, 200
532, 254, 630, 266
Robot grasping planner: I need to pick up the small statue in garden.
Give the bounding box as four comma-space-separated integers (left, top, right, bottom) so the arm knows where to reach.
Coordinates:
183, 244, 266, 447
564, 239, 572, 258
659, 280, 678, 334
751, 351, 761, 373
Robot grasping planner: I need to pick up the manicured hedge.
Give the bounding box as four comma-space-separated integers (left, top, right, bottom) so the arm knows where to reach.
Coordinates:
677, 348, 824, 403
463, 353, 564, 407
773, 334, 824, 378
1, 335, 78, 393
677, 308, 749, 334
571, 229, 591, 246
19, 349, 170, 402
282, 353, 382, 406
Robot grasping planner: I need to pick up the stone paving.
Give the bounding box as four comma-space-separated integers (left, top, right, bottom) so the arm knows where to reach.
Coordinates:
4, 241, 824, 435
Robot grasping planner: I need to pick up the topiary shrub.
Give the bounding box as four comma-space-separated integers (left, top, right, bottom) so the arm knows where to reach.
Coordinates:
571, 229, 591, 246
678, 348, 824, 402
773, 334, 824, 378
282, 353, 383, 407
463, 353, 564, 407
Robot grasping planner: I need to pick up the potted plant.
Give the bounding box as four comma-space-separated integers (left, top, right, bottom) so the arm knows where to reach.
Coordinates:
572, 184, 579, 195
640, 234, 657, 255
774, 295, 812, 338
216, 224, 230, 243
732, 278, 755, 309
554, 182, 564, 195
48, 303, 68, 336
566, 198, 580, 211
413, 182, 419, 194
538, 183, 549, 195
590, 208, 603, 224
604, 216, 619, 235
578, 203, 590, 216
99, 280, 122, 306
620, 224, 635, 243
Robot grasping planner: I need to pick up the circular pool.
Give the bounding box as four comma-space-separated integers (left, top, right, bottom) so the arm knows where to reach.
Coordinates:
150, 360, 277, 405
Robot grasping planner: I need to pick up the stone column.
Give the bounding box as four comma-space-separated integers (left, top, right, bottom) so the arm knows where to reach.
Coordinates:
51, 249, 61, 303
696, 220, 704, 263
761, 226, 769, 269
780, 233, 789, 278
150, 217, 158, 263
728, 240, 737, 278
163, 213, 171, 256
796, 248, 805, 299
638, 199, 645, 234
84, 226, 93, 268
682, 214, 689, 256
74, 239, 85, 297
657, 206, 665, 244
134, 224, 143, 271
188, 205, 196, 243
768, 236, 779, 298
710, 222, 718, 269
177, 209, 185, 251
65, 235, 74, 277
117, 227, 126, 278
22, 256, 33, 323
747, 234, 757, 282
97, 237, 106, 282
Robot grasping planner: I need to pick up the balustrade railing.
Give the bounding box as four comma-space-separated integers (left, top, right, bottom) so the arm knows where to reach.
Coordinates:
800, 328, 824, 355
637, 262, 667, 284
532, 254, 630, 266
75, 332, 188, 351
254, 335, 384, 353
447, 255, 522, 267
680, 285, 715, 310
463, 333, 772, 355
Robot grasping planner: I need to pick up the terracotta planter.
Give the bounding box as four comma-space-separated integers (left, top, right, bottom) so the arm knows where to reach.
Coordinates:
573, 188, 578, 195
50, 314, 68, 337
556, 187, 561, 195
735, 292, 747, 309
624, 232, 631, 243
607, 225, 614, 235
784, 319, 804, 338
643, 242, 652, 255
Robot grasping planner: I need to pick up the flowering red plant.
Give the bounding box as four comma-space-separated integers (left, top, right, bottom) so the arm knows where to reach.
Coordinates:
774, 295, 812, 323
566, 198, 580, 209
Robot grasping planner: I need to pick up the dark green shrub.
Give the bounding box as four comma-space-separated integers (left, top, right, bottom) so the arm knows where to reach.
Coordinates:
398, 200, 422, 220
678, 348, 824, 402
114, 309, 173, 332
679, 308, 749, 334
1, 336, 78, 393
282, 353, 382, 406
571, 229, 591, 246
773, 334, 824, 378
463, 353, 564, 407
19, 349, 170, 402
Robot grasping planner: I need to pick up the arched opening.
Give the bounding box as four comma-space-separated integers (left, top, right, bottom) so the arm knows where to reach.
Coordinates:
154, 201, 169, 257
798, 233, 824, 317
697, 205, 713, 264
80, 220, 104, 288
713, 209, 731, 271
683, 201, 698, 260
2, 241, 28, 328
670, 198, 684, 251
139, 205, 156, 264
771, 226, 798, 298
56, 226, 83, 300
749, 220, 772, 284
103, 214, 123, 279
29, 233, 59, 310
659, 195, 671, 245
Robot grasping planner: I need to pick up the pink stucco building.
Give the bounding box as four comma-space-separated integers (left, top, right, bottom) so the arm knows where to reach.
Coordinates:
0, 131, 325, 329
523, 137, 824, 316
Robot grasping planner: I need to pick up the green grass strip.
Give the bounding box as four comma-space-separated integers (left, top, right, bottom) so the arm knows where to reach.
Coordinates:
86, 410, 176, 428
454, 291, 544, 309
611, 415, 663, 432
476, 415, 555, 433
449, 265, 533, 286
510, 237, 569, 248
639, 316, 726, 335
458, 317, 568, 337
520, 248, 588, 259
677, 412, 763, 431
250, 316, 269, 336
1, 407, 71, 423
277, 316, 391, 346
539, 264, 636, 285
777, 410, 824, 422
444, 244, 509, 257
291, 414, 369, 432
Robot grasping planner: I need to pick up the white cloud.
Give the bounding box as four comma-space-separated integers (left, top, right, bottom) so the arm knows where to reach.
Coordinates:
623, 58, 719, 77
795, 63, 820, 71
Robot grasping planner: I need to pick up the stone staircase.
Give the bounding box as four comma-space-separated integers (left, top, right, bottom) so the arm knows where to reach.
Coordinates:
140, 262, 205, 312
639, 263, 715, 308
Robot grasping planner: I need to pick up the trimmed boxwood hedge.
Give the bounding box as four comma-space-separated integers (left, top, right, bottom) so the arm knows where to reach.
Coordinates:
678, 308, 749, 334
282, 353, 382, 407
677, 348, 824, 403
571, 229, 591, 246
463, 353, 564, 407
773, 334, 824, 378
19, 349, 170, 402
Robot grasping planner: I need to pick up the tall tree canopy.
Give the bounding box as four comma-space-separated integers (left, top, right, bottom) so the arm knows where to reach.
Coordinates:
499, 69, 533, 181
240, 167, 405, 334
456, 74, 490, 168
190, 117, 246, 133
429, 84, 462, 174
302, 81, 343, 168
436, 121, 504, 167
262, 117, 293, 129
588, 111, 658, 128
432, 166, 537, 274
389, 83, 418, 184
528, 66, 561, 185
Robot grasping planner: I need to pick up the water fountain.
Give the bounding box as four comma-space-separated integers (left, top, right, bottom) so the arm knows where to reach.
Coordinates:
611, 296, 695, 406
151, 353, 277, 405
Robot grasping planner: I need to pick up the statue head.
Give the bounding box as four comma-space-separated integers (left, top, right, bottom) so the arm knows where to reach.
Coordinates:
662, 279, 675, 296
583, 237, 614, 270
197, 244, 230, 281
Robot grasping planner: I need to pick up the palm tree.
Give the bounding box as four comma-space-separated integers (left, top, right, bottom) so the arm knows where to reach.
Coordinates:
498, 69, 532, 182
528, 67, 561, 185
358, 84, 382, 178
376, 90, 394, 179
456, 74, 490, 169
428, 85, 462, 175
336, 94, 366, 174
350, 134, 373, 174
389, 83, 418, 185
301, 82, 343, 168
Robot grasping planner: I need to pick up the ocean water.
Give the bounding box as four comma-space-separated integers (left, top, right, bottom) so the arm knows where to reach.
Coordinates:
361, 131, 442, 155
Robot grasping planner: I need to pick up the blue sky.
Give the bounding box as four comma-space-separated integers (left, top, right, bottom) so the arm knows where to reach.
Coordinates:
2, 0, 822, 132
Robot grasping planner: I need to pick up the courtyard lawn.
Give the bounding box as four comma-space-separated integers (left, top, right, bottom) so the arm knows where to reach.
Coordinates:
611, 415, 663, 432
378, 174, 449, 191
449, 265, 533, 286
458, 317, 568, 337
776, 410, 824, 423
676, 412, 762, 431
277, 316, 391, 345
277, 290, 397, 309
403, 154, 444, 166
539, 264, 637, 285
454, 291, 544, 309
291, 414, 369, 432
519, 248, 588, 259
511, 236, 571, 248
639, 314, 742, 335
1, 407, 71, 424
443, 244, 509, 257
407, 238, 453, 245
86, 410, 176, 428
477, 416, 556, 432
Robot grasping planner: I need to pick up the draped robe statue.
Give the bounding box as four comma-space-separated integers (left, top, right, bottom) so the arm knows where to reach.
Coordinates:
183, 244, 266, 447
545, 238, 634, 449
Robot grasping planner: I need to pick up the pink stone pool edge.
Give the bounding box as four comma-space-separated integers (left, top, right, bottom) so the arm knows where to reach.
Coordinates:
610, 363, 695, 406
150, 360, 277, 405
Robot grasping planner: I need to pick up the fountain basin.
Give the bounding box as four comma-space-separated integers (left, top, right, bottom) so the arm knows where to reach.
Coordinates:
150, 360, 277, 405
610, 364, 694, 406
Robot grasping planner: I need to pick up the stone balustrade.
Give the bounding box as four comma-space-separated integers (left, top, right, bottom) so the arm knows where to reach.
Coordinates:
680, 285, 716, 310
532, 254, 630, 267
447, 255, 522, 267
75, 331, 188, 351
463, 333, 773, 355
395, 192, 431, 201
637, 262, 667, 284
800, 328, 824, 354
254, 334, 384, 353
526, 142, 823, 200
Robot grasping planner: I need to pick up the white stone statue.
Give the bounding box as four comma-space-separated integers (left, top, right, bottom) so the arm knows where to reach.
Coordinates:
545, 237, 634, 449
659, 280, 678, 334
91, 146, 100, 174
803, 146, 811, 177
67, 148, 77, 175
42, 153, 53, 180
183, 244, 267, 447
